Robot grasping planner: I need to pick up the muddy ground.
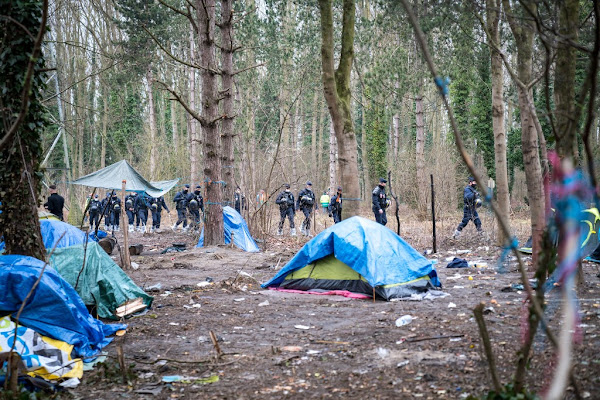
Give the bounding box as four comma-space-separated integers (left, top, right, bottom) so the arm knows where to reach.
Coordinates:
65, 212, 600, 399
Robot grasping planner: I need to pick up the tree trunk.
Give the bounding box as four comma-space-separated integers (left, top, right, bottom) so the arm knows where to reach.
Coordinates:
554, 0, 579, 161
0, 0, 47, 260
319, 0, 360, 219
189, 24, 199, 186
101, 85, 107, 169
361, 92, 369, 199
171, 94, 178, 155
196, 0, 223, 245
503, 0, 545, 268
487, 0, 509, 245
221, 0, 235, 204
311, 90, 319, 181
146, 67, 157, 180
292, 104, 299, 188
329, 121, 337, 191
317, 104, 326, 187
415, 94, 427, 215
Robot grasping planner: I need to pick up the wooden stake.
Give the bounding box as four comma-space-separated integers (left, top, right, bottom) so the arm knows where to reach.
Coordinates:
121, 180, 132, 269
209, 330, 222, 360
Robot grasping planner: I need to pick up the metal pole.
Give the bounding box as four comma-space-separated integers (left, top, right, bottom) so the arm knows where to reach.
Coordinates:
430, 174, 437, 253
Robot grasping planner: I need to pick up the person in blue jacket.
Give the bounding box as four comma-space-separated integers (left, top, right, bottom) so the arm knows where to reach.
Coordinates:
453, 176, 483, 238
172, 185, 190, 232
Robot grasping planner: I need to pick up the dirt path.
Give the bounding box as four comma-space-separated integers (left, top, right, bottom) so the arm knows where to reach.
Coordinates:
65, 225, 600, 399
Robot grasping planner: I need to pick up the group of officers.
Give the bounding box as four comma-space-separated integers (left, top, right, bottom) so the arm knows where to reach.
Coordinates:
274, 178, 391, 237
85, 178, 393, 236
86, 184, 205, 233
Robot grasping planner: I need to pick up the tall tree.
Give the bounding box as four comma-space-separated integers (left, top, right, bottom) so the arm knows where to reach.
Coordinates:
486, 0, 510, 245
319, 0, 360, 219
0, 0, 48, 260
503, 0, 545, 267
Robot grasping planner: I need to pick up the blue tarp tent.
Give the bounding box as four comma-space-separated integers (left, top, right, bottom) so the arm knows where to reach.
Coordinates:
197, 206, 259, 252
262, 217, 441, 300
0, 255, 125, 358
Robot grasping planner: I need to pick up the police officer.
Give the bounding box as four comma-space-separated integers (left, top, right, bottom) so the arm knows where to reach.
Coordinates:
328, 186, 343, 224
150, 196, 170, 231
134, 192, 150, 232
125, 192, 138, 232
110, 193, 122, 231
453, 176, 483, 238
187, 185, 204, 231
296, 181, 316, 236
88, 194, 101, 230
372, 178, 389, 226
173, 184, 190, 231
275, 183, 296, 236
234, 187, 246, 215
101, 192, 112, 229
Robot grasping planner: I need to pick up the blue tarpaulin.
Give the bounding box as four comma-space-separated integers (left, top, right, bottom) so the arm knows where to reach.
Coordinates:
197, 206, 259, 252
262, 217, 440, 298
0, 255, 125, 358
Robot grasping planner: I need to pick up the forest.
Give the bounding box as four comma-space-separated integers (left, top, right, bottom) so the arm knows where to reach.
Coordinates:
1, 0, 600, 399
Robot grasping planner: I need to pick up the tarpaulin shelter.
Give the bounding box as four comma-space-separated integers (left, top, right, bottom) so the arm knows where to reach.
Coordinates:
262, 217, 441, 300
39, 219, 153, 319
586, 243, 600, 263
0, 255, 125, 358
197, 206, 260, 252
519, 207, 599, 257
70, 160, 178, 197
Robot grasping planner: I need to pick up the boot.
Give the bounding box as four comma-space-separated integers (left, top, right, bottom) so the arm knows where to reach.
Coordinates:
172, 224, 178, 232
128, 224, 134, 232
277, 228, 283, 236
290, 228, 296, 237
182, 226, 189, 233
452, 229, 461, 238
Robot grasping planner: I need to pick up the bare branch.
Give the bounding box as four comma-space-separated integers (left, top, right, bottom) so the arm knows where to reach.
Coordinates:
155, 80, 206, 125
141, 25, 220, 74
0, 15, 35, 40
0, 0, 49, 151
232, 63, 265, 76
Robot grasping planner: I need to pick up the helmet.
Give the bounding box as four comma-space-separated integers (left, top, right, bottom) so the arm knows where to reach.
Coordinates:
475, 198, 483, 208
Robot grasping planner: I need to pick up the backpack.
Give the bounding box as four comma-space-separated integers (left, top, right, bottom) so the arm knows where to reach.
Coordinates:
301, 194, 314, 206
90, 201, 99, 212
126, 199, 133, 209
113, 203, 121, 211
188, 198, 199, 211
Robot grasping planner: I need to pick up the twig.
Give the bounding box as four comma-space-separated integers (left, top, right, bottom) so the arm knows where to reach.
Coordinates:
209, 330, 222, 360
473, 303, 502, 393
405, 334, 464, 343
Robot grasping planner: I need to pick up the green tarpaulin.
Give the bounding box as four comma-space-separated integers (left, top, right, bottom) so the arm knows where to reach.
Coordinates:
70, 160, 178, 197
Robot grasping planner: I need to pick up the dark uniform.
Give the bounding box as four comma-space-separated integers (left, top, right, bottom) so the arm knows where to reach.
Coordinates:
372, 179, 388, 226
88, 196, 101, 230
134, 193, 150, 231
275, 184, 295, 235
125, 193, 137, 231
234, 190, 246, 214
109, 195, 121, 231
328, 187, 343, 224
101, 193, 112, 229
173, 186, 190, 230
296, 182, 316, 236
187, 187, 204, 230
150, 196, 169, 230
44, 191, 65, 220
454, 177, 482, 237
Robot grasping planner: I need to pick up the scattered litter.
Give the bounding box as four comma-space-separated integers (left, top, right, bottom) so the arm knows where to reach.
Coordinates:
281, 346, 303, 352
483, 307, 495, 314
294, 325, 310, 330
139, 372, 155, 379
146, 283, 162, 292
59, 378, 80, 388
115, 329, 126, 337
306, 350, 320, 355
377, 347, 389, 358
197, 281, 212, 287
446, 258, 468, 269
183, 304, 202, 309
155, 360, 168, 366
456, 250, 471, 254
450, 337, 462, 342
234, 298, 246, 302
131, 261, 139, 270
391, 290, 449, 302
169, 322, 180, 326
448, 302, 457, 308
453, 286, 465, 289
395, 315, 413, 327
198, 336, 209, 343
468, 261, 488, 268
397, 360, 410, 367
258, 300, 270, 307
162, 375, 219, 384
446, 274, 463, 280
206, 277, 214, 282
135, 385, 163, 396
468, 276, 473, 281
160, 290, 172, 297
83, 354, 107, 371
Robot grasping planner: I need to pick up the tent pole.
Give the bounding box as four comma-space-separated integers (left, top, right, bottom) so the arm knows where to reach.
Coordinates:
121, 180, 132, 269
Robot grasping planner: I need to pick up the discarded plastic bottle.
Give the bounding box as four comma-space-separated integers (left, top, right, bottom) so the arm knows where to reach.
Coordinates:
395, 315, 413, 327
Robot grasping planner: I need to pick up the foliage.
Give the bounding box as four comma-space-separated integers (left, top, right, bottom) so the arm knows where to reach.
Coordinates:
0, 0, 47, 259
363, 99, 388, 183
